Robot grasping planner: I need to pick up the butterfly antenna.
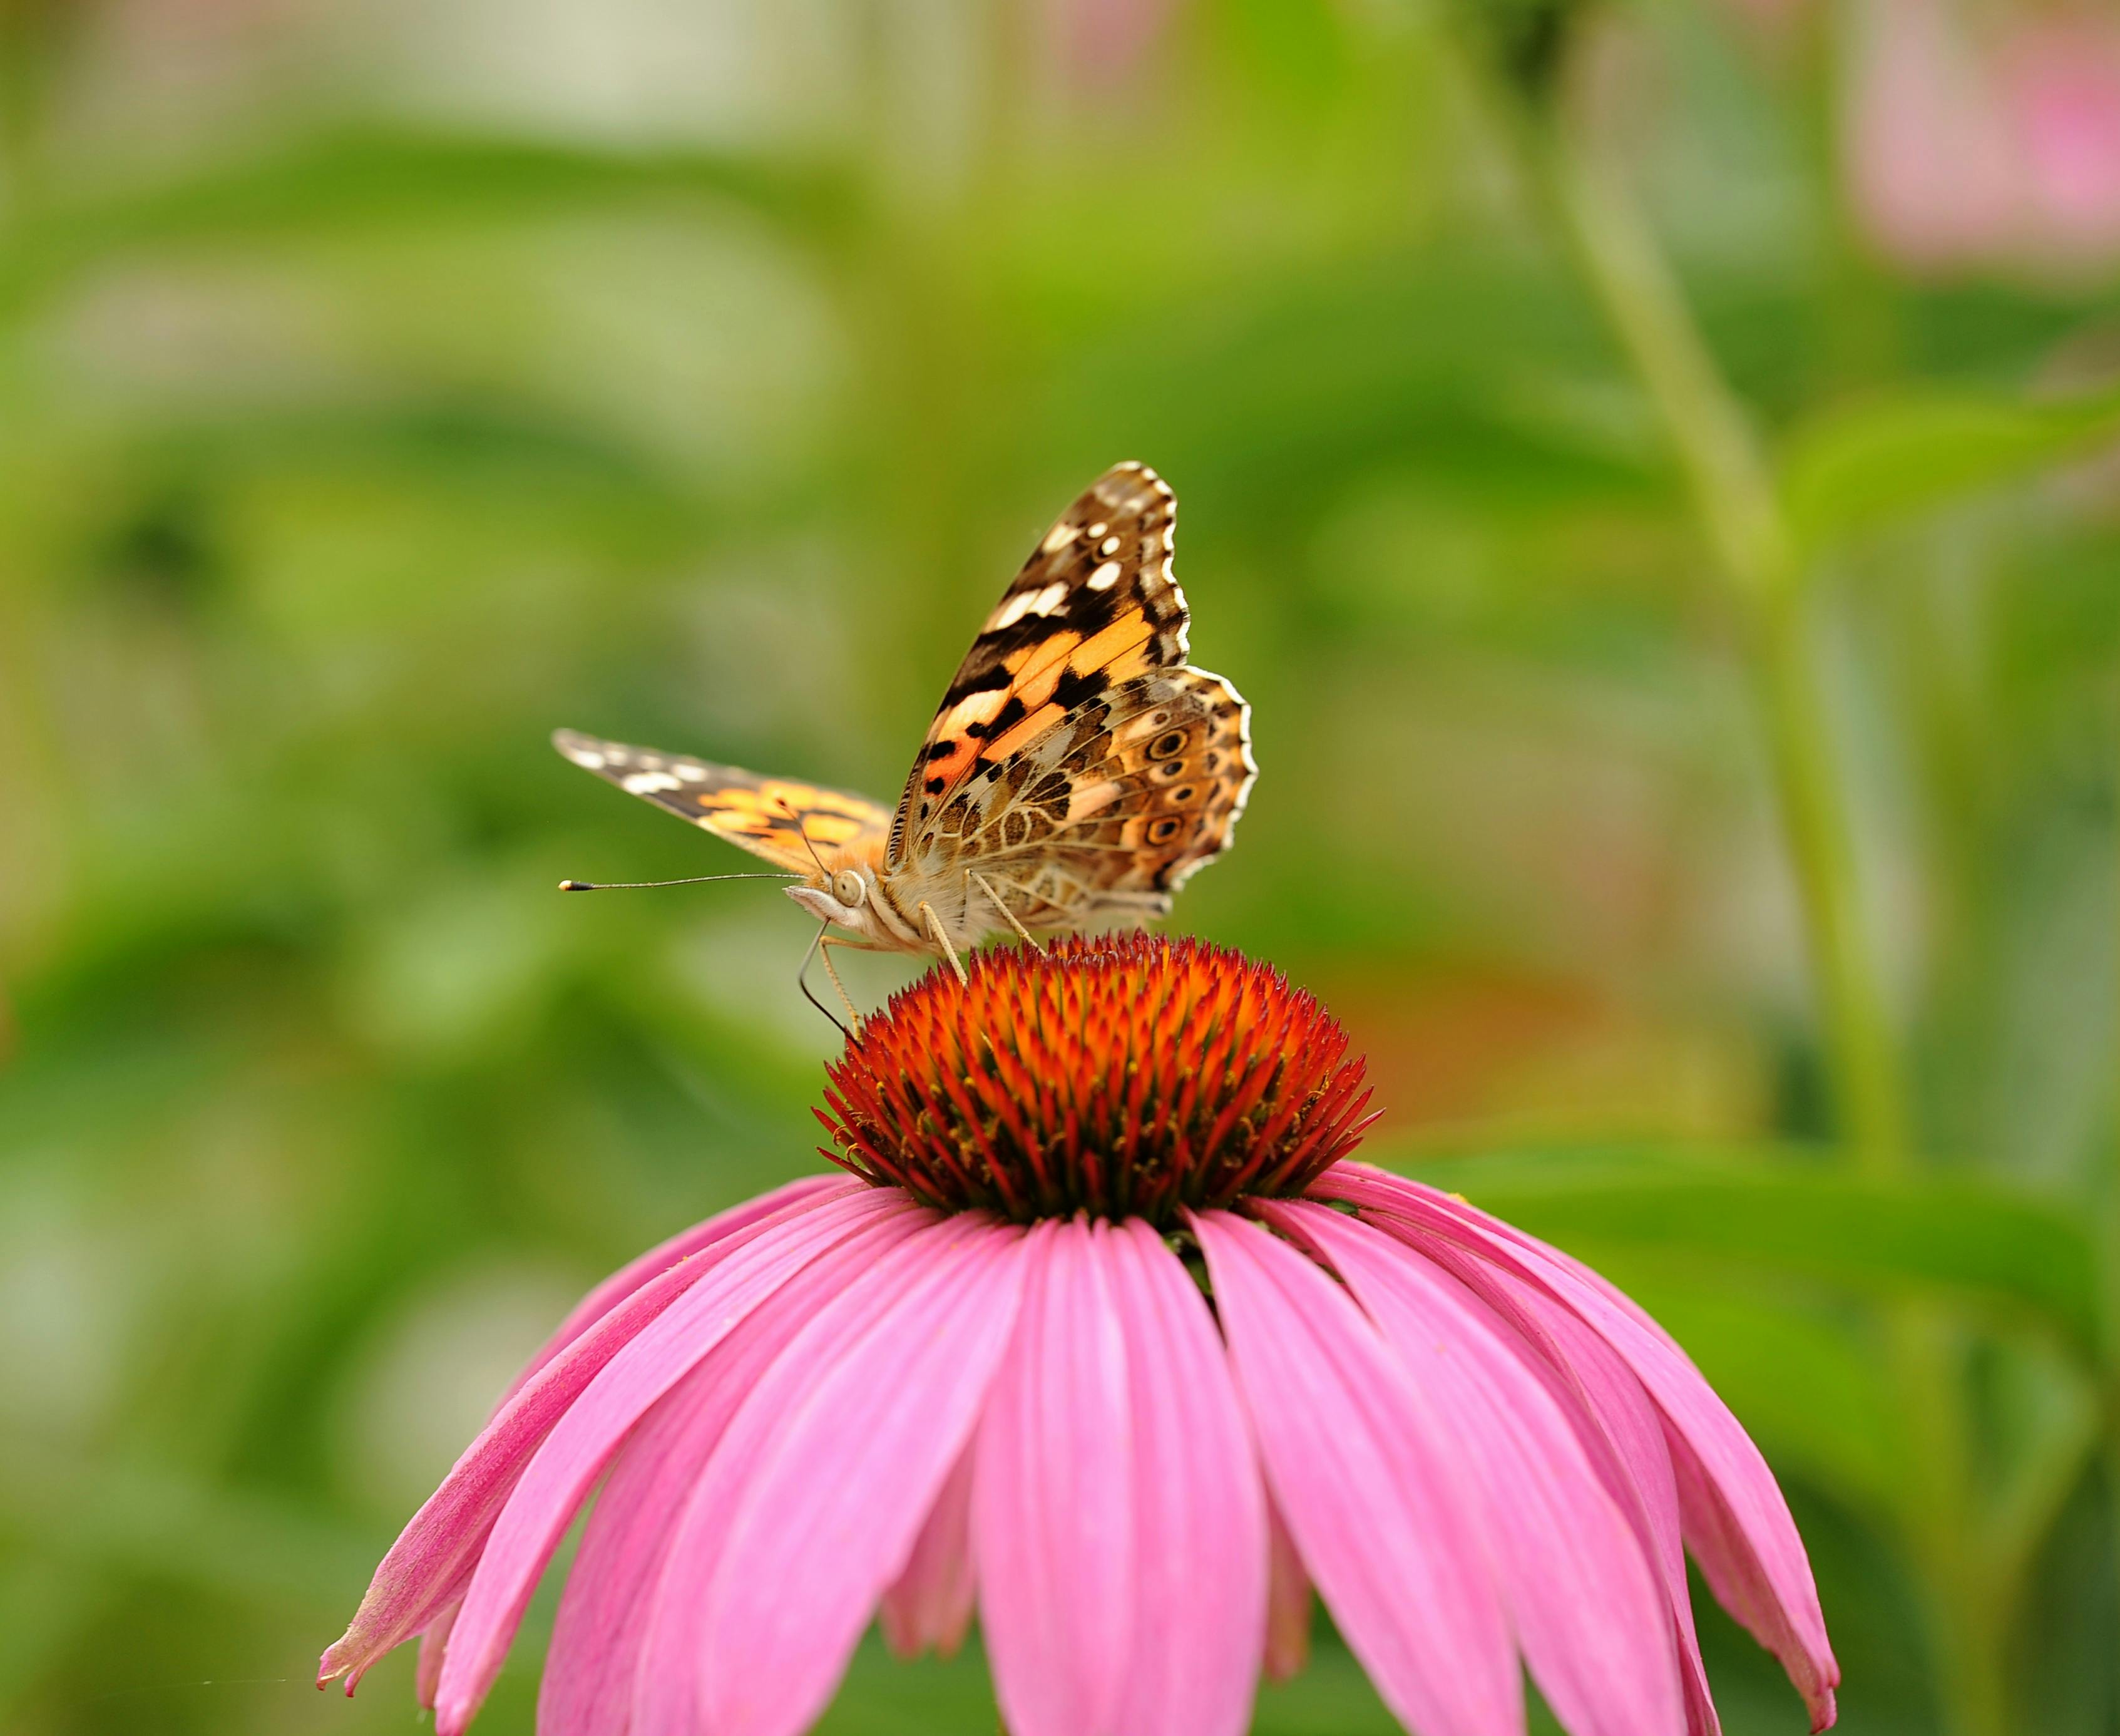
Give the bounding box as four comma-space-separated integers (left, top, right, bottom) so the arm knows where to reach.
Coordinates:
774, 797, 835, 881
558, 872, 801, 891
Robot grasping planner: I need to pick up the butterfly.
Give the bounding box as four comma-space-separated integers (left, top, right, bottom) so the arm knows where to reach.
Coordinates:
554, 461, 1256, 1025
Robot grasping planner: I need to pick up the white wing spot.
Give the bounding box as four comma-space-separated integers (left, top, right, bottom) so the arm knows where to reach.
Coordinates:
1040, 521, 1075, 554
1088, 560, 1122, 590
674, 763, 706, 781
569, 749, 607, 769
1086, 521, 1109, 539
622, 771, 682, 794
1098, 535, 1120, 556
992, 580, 1071, 629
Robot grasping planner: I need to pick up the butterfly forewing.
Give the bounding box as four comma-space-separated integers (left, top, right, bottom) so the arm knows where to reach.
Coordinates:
553, 729, 891, 876
883, 462, 1255, 938
887, 462, 1191, 866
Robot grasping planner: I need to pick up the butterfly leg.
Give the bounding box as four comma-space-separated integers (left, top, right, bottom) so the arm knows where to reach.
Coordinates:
796, 918, 859, 1036
917, 901, 970, 985
970, 870, 1041, 950
817, 937, 867, 1033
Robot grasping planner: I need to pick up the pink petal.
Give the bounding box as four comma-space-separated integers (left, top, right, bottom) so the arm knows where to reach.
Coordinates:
414, 1603, 458, 1711
502, 1175, 853, 1403
1262, 1200, 1684, 1736
538, 1208, 929, 1735
317, 1178, 858, 1690
539, 1357, 728, 1736
633, 1211, 1028, 1736
1673, 1442, 1837, 1733
879, 1447, 976, 1660
1316, 1164, 1838, 1730
433, 1187, 926, 1734
1410, 1236, 1723, 1736
1189, 1208, 1519, 1736
1103, 1217, 1266, 1736
975, 1218, 1137, 1736
1263, 1494, 1311, 1683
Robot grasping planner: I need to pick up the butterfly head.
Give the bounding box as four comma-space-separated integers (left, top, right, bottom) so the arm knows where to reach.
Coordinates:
786, 865, 880, 937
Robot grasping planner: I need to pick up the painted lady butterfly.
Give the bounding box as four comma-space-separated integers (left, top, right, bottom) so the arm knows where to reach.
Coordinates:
555, 462, 1256, 1022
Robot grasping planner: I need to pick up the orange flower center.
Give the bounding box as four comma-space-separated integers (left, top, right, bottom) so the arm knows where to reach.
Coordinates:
816, 935, 1375, 1225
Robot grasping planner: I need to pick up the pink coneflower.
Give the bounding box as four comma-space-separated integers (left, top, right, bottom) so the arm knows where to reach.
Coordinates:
320, 936, 1838, 1736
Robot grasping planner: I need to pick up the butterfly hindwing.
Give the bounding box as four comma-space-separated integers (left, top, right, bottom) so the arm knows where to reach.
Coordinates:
889, 669, 1254, 933
553, 729, 891, 876
888, 461, 1190, 866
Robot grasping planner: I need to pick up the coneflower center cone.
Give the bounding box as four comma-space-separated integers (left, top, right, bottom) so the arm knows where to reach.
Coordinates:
816, 934, 1376, 1225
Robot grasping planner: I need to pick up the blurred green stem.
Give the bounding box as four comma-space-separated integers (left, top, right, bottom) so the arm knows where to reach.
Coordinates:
1520, 72, 2004, 1736
1540, 124, 1909, 1176
2107, 701, 2120, 1701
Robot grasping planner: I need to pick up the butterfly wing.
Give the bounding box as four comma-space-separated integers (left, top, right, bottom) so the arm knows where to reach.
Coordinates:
554, 729, 892, 875
885, 463, 1256, 937
888, 461, 1192, 865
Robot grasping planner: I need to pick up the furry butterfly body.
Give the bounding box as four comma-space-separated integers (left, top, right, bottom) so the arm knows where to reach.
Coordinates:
555, 462, 1255, 1007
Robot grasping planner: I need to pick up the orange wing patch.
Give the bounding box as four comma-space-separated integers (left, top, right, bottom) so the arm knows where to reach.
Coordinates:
919, 609, 1160, 793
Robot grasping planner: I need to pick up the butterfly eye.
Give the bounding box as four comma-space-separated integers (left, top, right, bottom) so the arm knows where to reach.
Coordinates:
833, 869, 865, 907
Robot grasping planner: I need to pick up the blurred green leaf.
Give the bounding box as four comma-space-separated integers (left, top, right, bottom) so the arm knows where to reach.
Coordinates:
0, 1449, 378, 1606
1781, 384, 2120, 553
1604, 1268, 1910, 1517
1389, 1146, 2101, 1358
0, 128, 857, 316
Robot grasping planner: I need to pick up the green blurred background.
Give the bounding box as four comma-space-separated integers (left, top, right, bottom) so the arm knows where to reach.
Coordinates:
5, 0, 2120, 1731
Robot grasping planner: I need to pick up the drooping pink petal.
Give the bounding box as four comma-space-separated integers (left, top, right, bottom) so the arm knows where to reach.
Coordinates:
1408, 1251, 1719, 1734
433, 1188, 926, 1735
539, 1355, 728, 1736
538, 1207, 931, 1736
633, 1211, 1028, 1736
1263, 1494, 1311, 1684
975, 1218, 1137, 1736
1314, 1163, 1838, 1730
318, 1178, 859, 1691
1262, 1199, 1684, 1736
1672, 1439, 1836, 1733
1189, 1208, 1520, 1736
879, 1447, 976, 1661
1103, 1217, 1266, 1736
503, 1175, 854, 1402
1407, 1235, 1723, 1736
414, 1603, 458, 1711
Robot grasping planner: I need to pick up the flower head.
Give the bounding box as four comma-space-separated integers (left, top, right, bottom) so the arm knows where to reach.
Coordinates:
818, 934, 1375, 1221
320, 937, 1838, 1736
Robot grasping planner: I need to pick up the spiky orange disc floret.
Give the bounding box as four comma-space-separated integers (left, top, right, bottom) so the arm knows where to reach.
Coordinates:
816, 935, 1376, 1225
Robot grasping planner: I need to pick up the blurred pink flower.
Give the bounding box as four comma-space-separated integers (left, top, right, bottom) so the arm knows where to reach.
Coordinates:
1850, 0, 2120, 272
1048, 0, 1184, 81
2005, 16, 2120, 253
320, 938, 1837, 1736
